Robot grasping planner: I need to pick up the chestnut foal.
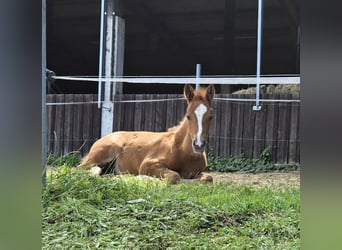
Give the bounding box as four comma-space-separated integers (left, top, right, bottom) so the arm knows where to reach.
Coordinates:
77, 84, 215, 184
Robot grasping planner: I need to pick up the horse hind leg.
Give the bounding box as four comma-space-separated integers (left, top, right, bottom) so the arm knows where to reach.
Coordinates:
77, 153, 118, 173
80, 161, 112, 176
76, 154, 93, 170
98, 158, 120, 175
79, 161, 115, 177
76, 144, 121, 172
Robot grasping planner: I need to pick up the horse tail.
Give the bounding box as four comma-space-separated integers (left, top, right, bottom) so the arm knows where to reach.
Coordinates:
76, 154, 93, 170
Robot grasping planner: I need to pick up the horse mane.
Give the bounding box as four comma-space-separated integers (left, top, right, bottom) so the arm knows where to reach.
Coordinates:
167, 118, 186, 132
167, 125, 178, 132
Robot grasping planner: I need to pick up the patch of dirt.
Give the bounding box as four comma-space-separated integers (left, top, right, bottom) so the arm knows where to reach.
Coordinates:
205, 171, 300, 189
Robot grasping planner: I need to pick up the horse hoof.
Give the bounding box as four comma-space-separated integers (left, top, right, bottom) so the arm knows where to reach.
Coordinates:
163, 173, 181, 184
198, 175, 213, 184
90, 166, 102, 176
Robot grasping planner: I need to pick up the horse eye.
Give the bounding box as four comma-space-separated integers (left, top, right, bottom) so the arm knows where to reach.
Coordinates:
209, 115, 214, 120
186, 114, 191, 120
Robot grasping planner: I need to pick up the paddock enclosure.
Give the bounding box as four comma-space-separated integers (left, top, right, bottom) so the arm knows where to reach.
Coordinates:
46, 93, 300, 164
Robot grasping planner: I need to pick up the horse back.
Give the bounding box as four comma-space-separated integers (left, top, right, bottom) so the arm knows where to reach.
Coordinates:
112, 130, 174, 174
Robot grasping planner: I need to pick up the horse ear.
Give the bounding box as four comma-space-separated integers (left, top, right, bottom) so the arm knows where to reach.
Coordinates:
184, 84, 195, 103
206, 84, 215, 103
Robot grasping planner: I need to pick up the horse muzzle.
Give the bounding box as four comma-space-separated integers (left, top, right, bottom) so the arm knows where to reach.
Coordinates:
192, 139, 207, 153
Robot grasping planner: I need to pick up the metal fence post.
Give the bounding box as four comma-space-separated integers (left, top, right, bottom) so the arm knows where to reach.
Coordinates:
98, 0, 106, 109
42, 0, 47, 185
253, 0, 263, 111
196, 64, 201, 90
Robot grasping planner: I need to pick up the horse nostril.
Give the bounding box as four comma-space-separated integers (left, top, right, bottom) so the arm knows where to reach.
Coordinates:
193, 140, 206, 150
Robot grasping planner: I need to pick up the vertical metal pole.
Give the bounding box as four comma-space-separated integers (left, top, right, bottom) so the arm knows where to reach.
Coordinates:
101, 0, 114, 137
98, 0, 105, 108
113, 15, 119, 96
195, 64, 201, 90
296, 26, 300, 73
42, 0, 47, 185
112, 15, 125, 95
253, 0, 263, 111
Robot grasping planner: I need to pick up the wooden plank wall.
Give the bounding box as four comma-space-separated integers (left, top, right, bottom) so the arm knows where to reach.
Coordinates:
46, 93, 300, 163
46, 94, 101, 156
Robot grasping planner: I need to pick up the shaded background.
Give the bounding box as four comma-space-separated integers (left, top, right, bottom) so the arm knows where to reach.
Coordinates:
46, 0, 300, 94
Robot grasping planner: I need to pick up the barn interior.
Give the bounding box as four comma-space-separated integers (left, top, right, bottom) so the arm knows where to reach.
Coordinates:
47, 0, 299, 94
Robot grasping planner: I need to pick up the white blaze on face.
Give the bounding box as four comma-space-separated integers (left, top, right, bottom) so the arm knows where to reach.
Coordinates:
194, 104, 207, 147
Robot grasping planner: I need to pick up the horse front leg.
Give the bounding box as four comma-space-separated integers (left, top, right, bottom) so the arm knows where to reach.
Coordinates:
139, 159, 181, 184
195, 173, 214, 184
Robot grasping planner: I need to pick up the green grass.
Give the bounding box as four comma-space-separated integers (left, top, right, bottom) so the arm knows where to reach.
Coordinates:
46, 151, 80, 167
42, 164, 300, 249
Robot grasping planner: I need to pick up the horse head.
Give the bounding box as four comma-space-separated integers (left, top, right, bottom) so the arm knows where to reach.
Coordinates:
183, 84, 215, 154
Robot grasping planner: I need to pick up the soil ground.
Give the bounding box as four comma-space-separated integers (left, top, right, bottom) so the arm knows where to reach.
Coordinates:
203, 171, 300, 189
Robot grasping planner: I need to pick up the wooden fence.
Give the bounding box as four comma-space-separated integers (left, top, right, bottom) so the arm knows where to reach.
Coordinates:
46, 93, 300, 164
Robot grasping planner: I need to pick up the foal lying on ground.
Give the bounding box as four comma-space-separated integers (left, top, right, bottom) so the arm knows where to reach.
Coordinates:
77, 84, 215, 184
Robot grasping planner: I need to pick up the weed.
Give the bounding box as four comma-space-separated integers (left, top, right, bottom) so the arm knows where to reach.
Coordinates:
46, 152, 80, 167
207, 147, 300, 173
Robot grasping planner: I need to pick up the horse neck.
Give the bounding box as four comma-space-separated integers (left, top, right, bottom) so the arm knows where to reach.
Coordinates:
173, 118, 193, 151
